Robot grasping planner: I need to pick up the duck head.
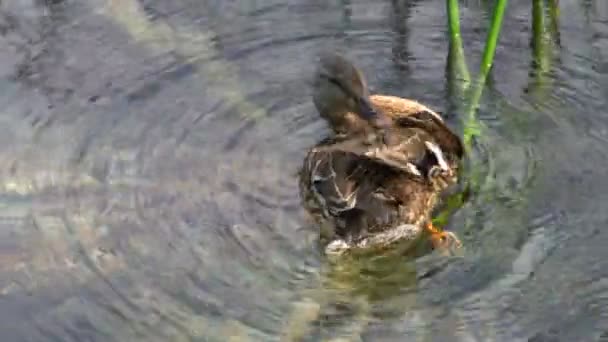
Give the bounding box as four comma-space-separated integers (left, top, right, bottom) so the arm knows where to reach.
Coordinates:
312, 53, 392, 134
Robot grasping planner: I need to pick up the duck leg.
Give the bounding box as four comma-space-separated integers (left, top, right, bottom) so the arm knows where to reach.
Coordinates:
425, 222, 462, 252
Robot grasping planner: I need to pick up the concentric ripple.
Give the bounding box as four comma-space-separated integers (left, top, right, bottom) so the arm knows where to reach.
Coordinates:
1, 0, 608, 341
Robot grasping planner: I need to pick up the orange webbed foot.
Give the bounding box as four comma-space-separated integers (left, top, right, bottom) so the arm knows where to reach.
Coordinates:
426, 222, 462, 253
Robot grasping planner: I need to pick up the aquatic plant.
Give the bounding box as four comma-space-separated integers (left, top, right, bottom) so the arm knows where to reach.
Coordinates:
447, 0, 508, 149
433, 0, 508, 228
436, 0, 560, 229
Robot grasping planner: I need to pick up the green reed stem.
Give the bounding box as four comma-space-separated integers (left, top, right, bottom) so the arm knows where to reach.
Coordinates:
548, 0, 560, 37
447, 0, 471, 87
527, 0, 559, 122
434, 0, 509, 228
478, 0, 508, 81
532, 0, 551, 73
463, 0, 508, 149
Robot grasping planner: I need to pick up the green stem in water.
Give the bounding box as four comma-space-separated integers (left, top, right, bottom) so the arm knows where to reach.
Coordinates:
532, 0, 550, 73
548, 0, 560, 39
527, 0, 559, 121
434, 0, 509, 229
463, 0, 508, 149
478, 0, 508, 80
447, 0, 471, 88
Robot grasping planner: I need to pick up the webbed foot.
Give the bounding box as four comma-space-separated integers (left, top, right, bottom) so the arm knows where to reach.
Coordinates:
425, 222, 462, 254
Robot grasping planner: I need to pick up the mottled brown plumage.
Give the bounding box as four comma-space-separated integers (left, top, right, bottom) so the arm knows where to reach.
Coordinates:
300, 53, 463, 255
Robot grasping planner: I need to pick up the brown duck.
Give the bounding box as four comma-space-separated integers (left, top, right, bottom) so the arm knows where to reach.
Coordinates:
300, 53, 464, 255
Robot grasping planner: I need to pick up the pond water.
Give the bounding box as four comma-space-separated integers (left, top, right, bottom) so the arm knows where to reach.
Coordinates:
0, 0, 607, 341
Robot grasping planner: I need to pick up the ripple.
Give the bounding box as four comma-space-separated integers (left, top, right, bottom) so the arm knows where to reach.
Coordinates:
1, 0, 608, 341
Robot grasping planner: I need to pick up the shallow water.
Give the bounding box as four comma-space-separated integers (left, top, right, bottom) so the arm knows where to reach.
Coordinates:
0, 0, 607, 341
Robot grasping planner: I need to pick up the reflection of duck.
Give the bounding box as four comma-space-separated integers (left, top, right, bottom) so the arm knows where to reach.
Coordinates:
299, 53, 464, 255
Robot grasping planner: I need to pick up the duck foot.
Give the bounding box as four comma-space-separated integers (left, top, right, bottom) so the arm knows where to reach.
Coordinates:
425, 222, 462, 253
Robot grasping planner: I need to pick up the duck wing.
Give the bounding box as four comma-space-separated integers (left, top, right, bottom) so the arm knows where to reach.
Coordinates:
301, 142, 434, 242
394, 109, 464, 160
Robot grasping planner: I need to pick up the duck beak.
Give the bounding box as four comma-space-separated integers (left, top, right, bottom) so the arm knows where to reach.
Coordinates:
358, 96, 395, 145
358, 97, 391, 128
357, 96, 377, 120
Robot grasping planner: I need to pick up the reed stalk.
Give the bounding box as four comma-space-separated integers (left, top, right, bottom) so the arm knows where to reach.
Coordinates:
447, 0, 471, 87
532, 0, 551, 73
463, 0, 508, 148
548, 0, 560, 38
434, 0, 509, 228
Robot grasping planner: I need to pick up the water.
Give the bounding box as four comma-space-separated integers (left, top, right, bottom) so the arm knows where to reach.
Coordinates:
0, 0, 607, 340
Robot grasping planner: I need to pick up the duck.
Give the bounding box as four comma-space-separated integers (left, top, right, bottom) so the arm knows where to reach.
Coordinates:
299, 53, 464, 256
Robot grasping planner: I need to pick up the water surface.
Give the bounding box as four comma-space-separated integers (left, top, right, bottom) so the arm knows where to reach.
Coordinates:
0, 0, 607, 341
